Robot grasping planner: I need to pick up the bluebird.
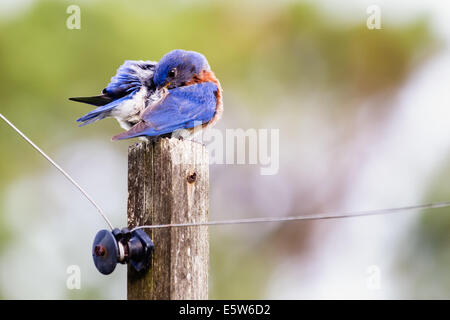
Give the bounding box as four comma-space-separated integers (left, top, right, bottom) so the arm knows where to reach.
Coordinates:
70, 60, 158, 130
71, 50, 223, 141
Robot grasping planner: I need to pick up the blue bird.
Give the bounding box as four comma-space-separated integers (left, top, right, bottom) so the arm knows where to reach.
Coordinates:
70, 60, 158, 130
71, 50, 223, 141
111, 49, 223, 140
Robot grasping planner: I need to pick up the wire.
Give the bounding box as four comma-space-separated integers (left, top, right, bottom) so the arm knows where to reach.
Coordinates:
131, 201, 450, 231
0, 113, 114, 230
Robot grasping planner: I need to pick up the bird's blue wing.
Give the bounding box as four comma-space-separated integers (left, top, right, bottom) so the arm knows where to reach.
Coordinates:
112, 82, 218, 140
71, 60, 155, 106
75, 60, 156, 126
103, 60, 155, 98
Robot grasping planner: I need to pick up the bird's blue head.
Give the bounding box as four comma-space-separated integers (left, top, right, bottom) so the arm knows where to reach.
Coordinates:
153, 49, 210, 89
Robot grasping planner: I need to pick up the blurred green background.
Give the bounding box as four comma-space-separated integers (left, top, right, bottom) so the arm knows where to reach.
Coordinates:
0, 0, 449, 299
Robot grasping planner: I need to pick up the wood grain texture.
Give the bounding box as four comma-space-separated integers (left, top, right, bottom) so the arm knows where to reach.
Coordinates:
127, 138, 209, 300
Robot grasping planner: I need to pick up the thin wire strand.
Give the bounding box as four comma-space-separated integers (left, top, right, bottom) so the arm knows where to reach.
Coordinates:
131, 201, 450, 231
0, 113, 114, 230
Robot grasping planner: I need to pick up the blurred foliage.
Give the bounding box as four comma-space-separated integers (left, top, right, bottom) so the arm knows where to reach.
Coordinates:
396, 154, 450, 299
0, 0, 439, 298
210, 233, 274, 299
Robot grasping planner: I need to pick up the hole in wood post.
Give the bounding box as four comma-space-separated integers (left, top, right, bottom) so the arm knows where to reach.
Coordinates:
187, 172, 197, 184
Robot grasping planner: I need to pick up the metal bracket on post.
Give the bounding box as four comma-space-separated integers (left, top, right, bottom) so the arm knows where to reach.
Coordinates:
92, 228, 154, 275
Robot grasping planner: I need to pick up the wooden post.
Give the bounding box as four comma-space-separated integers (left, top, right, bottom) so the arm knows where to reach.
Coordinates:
127, 138, 209, 300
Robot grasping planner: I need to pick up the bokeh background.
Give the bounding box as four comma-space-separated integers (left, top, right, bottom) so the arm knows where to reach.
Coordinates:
0, 0, 449, 299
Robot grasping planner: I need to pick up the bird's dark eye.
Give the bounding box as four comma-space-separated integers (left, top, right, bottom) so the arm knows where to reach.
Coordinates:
168, 68, 177, 78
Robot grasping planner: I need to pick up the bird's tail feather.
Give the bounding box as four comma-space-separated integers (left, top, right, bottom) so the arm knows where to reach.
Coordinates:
76, 94, 134, 126
112, 122, 150, 140
69, 95, 113, 106
78, 114, 106, 127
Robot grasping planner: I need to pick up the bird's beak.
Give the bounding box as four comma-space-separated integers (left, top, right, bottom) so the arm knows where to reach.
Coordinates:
164, 82, 171, 89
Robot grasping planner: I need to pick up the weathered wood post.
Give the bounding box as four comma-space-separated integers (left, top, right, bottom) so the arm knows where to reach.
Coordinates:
127, 138, 209, 300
